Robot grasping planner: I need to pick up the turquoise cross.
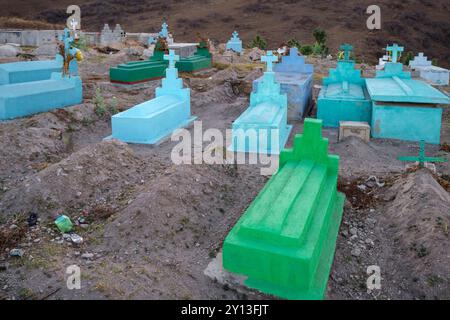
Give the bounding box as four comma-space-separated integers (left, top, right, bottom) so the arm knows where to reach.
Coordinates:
164, 49, 180, 68
386, 43, 404, 63
232, 31, 239, 39
340, 43, 353, 61
261, 51, 278, 72
398, 140, 447, 167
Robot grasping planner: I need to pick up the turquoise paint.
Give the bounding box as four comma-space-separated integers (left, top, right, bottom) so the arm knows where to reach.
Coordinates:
0, 29, 78, 85
226, 31, 243, 54
109, 50, 196, 144
366, 44, 450, 144
317, 45, 372, 127
0, 29, 82, 120
371, 102, 442, 144
0, 72, 82, 120
253, 48, 314, 119
230, 51, 292, 154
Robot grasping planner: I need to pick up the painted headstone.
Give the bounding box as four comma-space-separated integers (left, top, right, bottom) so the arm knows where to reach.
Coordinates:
317, 44, 372, 127
398, 140, 447, 167
108, 50, 196, 144
226, 31, 243, 54
409, 53, 449, 86
253, 47, 314, 119
110, 28, 211, 84
229, 51, 292, 154
223, 118, 345, 300
0, 28, 82, 120
0, 30, 74, 85
366, 44, 450, 144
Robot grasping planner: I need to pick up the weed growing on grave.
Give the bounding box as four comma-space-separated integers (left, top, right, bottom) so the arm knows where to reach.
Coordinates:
249, 35, 267, 50
287, 38, 301, 50
93, 88, 107, 117
108, 96, 119, 115
300, 45, 313, 56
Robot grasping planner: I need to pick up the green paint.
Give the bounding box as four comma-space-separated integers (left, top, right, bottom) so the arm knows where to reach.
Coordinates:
398, 140, 447, 167
223, 118, 345, 300
110, 47, 212, 84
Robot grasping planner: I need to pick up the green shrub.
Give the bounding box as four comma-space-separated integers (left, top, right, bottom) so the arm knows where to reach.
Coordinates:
402, 51, 414, 65
300, 45, 313, 56
249, 35, 267, 50
93, 88, 106, 117
287, 38, 301, 49
313, 28, 327, 45
108, 96, 119, 115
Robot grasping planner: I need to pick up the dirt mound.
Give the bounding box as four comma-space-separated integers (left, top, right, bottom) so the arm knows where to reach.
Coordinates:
0, 140, 164, 221
97, 163, 267, 299
380, 170, 450, 299
330, 137, 405, 178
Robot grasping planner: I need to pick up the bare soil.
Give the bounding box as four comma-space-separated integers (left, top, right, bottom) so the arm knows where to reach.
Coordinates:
0, 45, 449, 300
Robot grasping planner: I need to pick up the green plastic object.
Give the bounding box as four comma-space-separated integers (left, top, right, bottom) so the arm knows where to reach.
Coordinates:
223, 118, 345, 300
398, 140, 447, 167
55, 215, 73, 233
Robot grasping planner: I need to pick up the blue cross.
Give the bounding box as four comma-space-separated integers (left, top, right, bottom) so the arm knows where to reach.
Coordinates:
340, 43, 353, 61
164, 49, 180, 68
232, 31, 239, 40
261, 51, 278, 72
160, 21, 169, 38
386, 43, 404, 63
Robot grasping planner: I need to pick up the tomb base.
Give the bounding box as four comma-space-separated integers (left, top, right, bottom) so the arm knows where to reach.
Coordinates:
0, 57, 63, 85
254, 73, 313, 120
0, 72, 82, 120
371, 103, 442, 144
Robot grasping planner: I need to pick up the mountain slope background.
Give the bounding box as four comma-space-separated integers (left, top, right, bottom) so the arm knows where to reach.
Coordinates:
1, 0, 449, 67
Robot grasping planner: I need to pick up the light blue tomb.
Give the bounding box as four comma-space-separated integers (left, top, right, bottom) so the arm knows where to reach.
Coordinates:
0, 28, 82, 120
229, 51, 292, 154
0, 29, 78, 85
253, 47, 313, 119
226, 31, 243, 54
109, 50, 196, 144
317, 44, 372, 127
159, 21, 169, 39
366, 44, 450, 145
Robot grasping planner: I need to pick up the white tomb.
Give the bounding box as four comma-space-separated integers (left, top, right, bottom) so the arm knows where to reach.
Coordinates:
409, 53, 449, 86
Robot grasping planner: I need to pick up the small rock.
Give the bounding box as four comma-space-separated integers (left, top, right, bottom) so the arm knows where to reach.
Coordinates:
9, 224, 18, 230
33, 238, 41, 243
0, 44, 20, 57
351, 248, 362, 257
350, 227, 358, 236
81, 253, 94, 260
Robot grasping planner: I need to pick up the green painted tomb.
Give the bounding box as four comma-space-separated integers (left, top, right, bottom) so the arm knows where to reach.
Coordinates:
223, 118, 345, 300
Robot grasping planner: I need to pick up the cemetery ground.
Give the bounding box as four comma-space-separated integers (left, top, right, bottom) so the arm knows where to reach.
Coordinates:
0, 44, 449, 300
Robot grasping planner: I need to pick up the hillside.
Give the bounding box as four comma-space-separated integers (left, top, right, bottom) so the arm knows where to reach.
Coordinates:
1, 0, 449, 66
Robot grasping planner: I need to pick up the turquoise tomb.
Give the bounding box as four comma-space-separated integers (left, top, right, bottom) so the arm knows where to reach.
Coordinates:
0, 30, 79, 85
0, 28, 82, 120
253, 47, 314, 119
229, 51, 292, 154
317, 44, 372, 127
366, 44, 450, 144
109, 50, 196, 144
226, 31, 243, 54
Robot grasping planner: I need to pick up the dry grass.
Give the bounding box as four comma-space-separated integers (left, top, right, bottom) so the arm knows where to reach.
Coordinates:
0, 17, 63, 30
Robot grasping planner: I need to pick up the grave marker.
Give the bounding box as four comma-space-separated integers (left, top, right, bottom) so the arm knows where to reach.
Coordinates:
108, 49, 196, 144
223, 118, 345, 299
229, 51, 292, 154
